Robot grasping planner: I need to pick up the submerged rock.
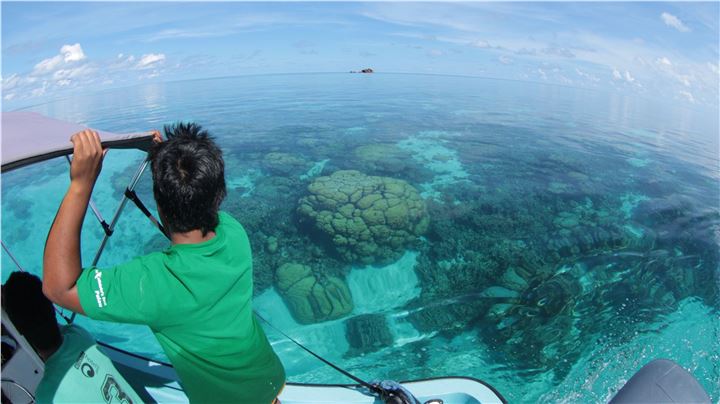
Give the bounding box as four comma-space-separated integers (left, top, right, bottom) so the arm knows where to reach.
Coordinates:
408, 299, 488, 335
262, 152, 311, 176
266, 236, 278, 253
275, 263, 354, 324
477, 272, 582, 379
345, 313, 393, 355
352, 144, 415, 175
297, 170, 429, 264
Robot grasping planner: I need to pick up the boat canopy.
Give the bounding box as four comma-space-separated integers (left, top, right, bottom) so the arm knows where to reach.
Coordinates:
1, 111, 154, 173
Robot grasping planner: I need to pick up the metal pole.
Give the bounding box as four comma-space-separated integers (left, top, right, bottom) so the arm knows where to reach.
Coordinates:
1, 240, 24, 271
91, 158, 149, 267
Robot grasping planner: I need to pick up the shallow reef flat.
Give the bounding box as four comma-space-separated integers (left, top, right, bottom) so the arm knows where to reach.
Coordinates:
2, 74, 718, 401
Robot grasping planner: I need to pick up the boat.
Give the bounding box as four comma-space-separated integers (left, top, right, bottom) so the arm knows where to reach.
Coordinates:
0, 112, 710, 403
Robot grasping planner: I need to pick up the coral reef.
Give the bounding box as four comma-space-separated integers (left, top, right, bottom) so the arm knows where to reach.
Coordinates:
352, 144, 416, 176
345, 313, 393, 355
405, 167, 714, 378
275, 262, 354, 324
297, 170, 429, 265
86, 120, 717, 391
262, 152, 312, 176
408, 299, 488, 337
96, 127, 717, 385
222, 173, 349, 295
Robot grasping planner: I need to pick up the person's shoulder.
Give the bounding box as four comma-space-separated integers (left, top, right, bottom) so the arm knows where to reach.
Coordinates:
139, 249, 171, 263
218, 210, 238, 224
218, 211, 250, 243
219, 211, 245, 231
85, 252, 168, 279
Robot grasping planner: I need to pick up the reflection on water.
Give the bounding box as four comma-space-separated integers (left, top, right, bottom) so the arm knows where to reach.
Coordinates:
2, 74, 718, 401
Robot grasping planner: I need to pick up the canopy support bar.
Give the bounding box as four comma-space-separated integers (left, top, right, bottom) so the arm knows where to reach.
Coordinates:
1, 241, 24, 272
91, 158, 149, 267
125, 189, 170, 239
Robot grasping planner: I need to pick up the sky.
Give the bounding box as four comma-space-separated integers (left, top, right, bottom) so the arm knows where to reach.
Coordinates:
1, 2, 718, 110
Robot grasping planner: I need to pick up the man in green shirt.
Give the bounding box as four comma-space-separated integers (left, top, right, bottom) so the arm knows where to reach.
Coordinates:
4, 271, 142, 403
42, 124, 286, 403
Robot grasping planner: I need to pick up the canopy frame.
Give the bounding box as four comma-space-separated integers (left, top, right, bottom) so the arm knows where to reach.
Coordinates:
2, 111, 155, 173
0, 112, 170, 322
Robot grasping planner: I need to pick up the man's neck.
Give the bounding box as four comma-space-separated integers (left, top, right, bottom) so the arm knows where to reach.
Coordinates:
171, 229, 216, 245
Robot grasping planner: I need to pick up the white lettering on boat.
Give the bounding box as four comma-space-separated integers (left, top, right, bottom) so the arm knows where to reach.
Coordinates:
93, 269, 107, 308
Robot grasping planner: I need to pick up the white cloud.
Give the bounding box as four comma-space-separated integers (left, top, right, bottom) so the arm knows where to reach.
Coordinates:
676, 74, 691, 87
2, 74, 21, 91
679, 90, 696, 103
567, 33, 714, 98
140, 70, 161, 79
31, 82, 48, 97
136, 53, 165, 69
361, 5, 479, 32
575, 68, 600, 82
52, 64, 95, 81
558, 75, 572, 85
657, 57, 672, 66
61, 44, 85, 62
108, 54, 137, 70
709, 62, 719, 75
471, 40, 492, 48
4, 93, 16, 101
542, 46, 575, 58
499, 55, 512, 65
516, 48, 537, 56
661, 12, 690, 32
5, 47, 171, 104
33, 55, 63, 75
32, 43, 86, 76
537, 68, 548, 80
143, 28, 237, 42
612, 68, 636, 84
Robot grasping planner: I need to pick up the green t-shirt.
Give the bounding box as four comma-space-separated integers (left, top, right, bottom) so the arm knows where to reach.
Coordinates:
77, 212, 286, 403
36, 325, 142, 404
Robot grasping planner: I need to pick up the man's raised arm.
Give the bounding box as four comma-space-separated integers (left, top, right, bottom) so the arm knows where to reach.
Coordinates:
42, 130, 106, 313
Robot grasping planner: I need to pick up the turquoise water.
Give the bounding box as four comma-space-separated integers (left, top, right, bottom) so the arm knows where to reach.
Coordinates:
2, 74, 718, 401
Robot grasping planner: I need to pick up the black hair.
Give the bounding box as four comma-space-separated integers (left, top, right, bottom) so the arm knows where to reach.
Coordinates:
148, 122, 226, 235
2, 272, 62, 352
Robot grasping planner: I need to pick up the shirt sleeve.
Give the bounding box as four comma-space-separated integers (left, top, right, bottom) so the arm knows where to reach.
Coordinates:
76, 256, 161, 325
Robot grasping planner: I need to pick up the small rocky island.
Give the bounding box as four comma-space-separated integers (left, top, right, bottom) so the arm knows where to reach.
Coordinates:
350, 68, 374, 73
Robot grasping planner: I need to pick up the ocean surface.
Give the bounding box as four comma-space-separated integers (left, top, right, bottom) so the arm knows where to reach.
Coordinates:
2, 73, 719, 402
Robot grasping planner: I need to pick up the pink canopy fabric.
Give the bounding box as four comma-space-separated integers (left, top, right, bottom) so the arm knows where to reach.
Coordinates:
1, 112, 154, 172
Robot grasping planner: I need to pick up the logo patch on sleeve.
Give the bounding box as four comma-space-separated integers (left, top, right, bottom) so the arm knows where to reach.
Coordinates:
93, 269, 107, 308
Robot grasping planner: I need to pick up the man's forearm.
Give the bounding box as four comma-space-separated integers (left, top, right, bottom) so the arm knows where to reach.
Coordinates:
42, 182, 92, 312
43, 129, 106, 313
